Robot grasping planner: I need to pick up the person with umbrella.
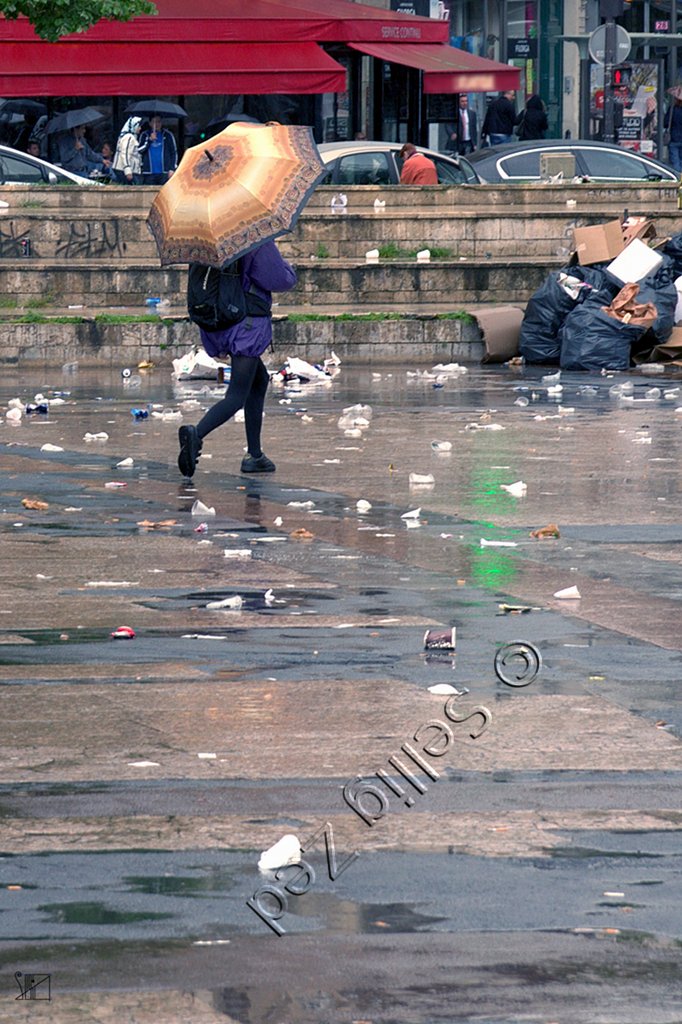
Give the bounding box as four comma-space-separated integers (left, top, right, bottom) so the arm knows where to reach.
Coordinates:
139, 116, 178, 185
154, 122, 325, 477
111, 117, 146, 184
177, 241, 297, 477
57, 125, 109, 177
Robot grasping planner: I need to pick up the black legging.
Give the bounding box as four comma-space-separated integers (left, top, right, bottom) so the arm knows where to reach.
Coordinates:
196, 355, 269, 457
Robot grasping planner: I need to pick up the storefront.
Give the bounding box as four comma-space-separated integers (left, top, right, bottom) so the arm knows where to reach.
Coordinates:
0, 0, 518, 155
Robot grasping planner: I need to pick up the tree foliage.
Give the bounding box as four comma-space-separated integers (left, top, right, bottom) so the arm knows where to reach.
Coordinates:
0, 0, 157, 42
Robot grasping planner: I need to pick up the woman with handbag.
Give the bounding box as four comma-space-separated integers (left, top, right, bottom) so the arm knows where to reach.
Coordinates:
515, 95, 548, 141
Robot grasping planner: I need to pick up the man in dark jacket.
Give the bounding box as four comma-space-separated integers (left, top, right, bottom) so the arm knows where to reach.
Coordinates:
482, 91, 517, 146
140, 116, 178, 185
447, 95, 478, 155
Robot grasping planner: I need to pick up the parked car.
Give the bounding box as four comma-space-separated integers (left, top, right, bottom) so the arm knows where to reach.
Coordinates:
318, 141, 481, 186
466, 139, 679, 184
0, 144, 102, 185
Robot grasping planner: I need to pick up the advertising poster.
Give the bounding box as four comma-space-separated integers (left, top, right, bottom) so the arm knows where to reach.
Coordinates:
590, 61, 659, 155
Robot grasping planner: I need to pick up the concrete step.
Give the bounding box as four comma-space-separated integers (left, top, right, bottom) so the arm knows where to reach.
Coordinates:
0, 256, 560, 309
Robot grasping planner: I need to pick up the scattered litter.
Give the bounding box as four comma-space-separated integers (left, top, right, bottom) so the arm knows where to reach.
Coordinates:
273, 356, 338, 386
105, 481, 127, 489
137, 519, 177, 530
604, 892, 625, 898
111, 625, 136, 639
500, 481, 527, 497
542, 371, 561, 383
191, 501, 215, 516
401, 507, 421, 520
554, 585, 581, 600
87, 581, 139, 587
21, 498, 48, 510
546, 384, 563, 395
131, 407, 150, 420
431, 440, 452, 452
264, 589, 276, 605
194, 522, 208, 533
498, 603, 537, 614
287, 500, 315, 509
223, 549, 252, 559
514, 396, 529, 407
197, 752, 218, 760
480, 538, 517, 548
128, 760, 160, 767
206, 596, 243, 610
465, 421, 505, 431
424, 627, 456, 651
172, 346, 228, 381
531, 523, 561, 539
84, 431, 109, 442
5, 408, 22, 422
258, 834, 301, 872
356, 499, 372, 513
409, 473, 434, 487
427, 683, 462, 695
40, 443, 63, 453
290, 527, 314, 540
116, 457, 134, 468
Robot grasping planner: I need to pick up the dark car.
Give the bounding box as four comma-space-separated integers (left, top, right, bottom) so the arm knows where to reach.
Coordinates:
318, 141, 480, 186
466, 139, 678, 184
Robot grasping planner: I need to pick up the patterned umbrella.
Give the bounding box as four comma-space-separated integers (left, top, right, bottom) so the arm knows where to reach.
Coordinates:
147, 122, 325, 268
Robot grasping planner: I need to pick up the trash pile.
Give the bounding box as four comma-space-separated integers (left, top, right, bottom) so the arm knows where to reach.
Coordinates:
172, 347, 228, 381
271, 353, 341, 387
520, 217, 682, 370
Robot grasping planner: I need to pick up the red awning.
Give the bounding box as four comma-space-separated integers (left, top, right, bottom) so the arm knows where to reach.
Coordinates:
349, 41, 521, 94
0, 42, 347, 96
0, 0, 448, 43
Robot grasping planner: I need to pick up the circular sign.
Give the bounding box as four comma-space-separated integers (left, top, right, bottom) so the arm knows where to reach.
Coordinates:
589, 24, 632, 65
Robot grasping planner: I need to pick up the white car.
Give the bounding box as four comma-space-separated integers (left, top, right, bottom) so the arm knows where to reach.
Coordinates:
0, 144, 103, 185
319, 141, 480, 186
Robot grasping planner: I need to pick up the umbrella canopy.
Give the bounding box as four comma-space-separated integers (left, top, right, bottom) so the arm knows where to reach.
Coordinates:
45, 106, 104, 135
206, 112, 261, 130
0, 98, 47, 117
125, 100, 188, 119
147, 122, 326, 268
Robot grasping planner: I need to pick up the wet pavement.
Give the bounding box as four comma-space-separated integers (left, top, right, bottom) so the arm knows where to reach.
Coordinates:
1, 360, 682, 1023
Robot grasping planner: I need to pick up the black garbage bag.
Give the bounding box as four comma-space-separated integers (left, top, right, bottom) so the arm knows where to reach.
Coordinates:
662, 233, 682, 279
635, 255, 677, 344
519, 266, 618, 365
560, 291, 651, 371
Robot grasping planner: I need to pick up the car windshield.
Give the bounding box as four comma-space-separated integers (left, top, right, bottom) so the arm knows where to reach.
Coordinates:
432, 156, 468, 184
0, 152, 45, 184
577, 148, 659, 180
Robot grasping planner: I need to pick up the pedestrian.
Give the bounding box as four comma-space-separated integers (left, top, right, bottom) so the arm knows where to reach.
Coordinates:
481, 90, 517, 146
666, 98, 682, 174
111, 116, 145, 184
57, 125, 109, 177
514, 94, 548, 141
447, 94, 478, 155
139, 115, 178, 184
177, 240, 297, 478
398, 143, 438, 184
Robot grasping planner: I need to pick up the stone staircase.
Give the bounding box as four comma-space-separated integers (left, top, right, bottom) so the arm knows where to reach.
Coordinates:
0, 181, 679, 365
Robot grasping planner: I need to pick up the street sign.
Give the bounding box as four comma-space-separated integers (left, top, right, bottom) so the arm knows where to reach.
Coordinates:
589, 24, 632, 65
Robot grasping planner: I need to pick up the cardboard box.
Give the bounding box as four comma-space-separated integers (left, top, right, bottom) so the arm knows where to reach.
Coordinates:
540, 152, 576, 180
622, 217, 656, 246
467, 305, 524, 364
606, 237, 664, 284
572, 219, 625, 265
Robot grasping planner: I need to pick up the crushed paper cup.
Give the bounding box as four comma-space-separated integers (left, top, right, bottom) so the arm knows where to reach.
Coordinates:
401, 507, 421, 520
356, 499, 372, 513
416, 249, 431, 263
554, 585, 581, 600
500, 481, 527, 497
480, 538, 517, 548
424, 627, 456, 651
191, 500, 215, 516
258, 834, 301, 872
206, 596, 243, 610
365, 248, 380, 264
111, 625, 136, 639
409, 473, 435, 487
427, 683, 463, 695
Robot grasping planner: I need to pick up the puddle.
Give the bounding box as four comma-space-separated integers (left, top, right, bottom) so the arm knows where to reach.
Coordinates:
38, 901, 174, 925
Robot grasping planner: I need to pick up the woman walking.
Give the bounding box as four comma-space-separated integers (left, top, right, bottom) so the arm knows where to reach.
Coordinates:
177, 240, 296, 477
111, 116, 145, 184
515, 95, 548, 141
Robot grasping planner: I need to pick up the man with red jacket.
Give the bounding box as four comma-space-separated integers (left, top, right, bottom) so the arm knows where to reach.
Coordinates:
399, 143, 438, 185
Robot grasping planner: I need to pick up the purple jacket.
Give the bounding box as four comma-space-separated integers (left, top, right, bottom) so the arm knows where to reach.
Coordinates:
200, 241, 297, 358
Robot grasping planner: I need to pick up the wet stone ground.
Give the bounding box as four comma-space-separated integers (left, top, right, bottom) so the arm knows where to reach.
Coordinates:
1, 361, 682, 1023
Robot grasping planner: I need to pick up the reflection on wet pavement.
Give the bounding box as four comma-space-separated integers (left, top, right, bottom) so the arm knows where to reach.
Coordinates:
1, 363, 682, 1022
